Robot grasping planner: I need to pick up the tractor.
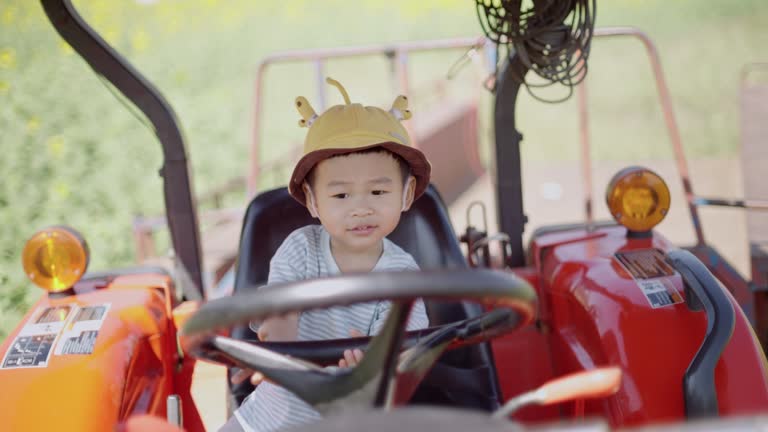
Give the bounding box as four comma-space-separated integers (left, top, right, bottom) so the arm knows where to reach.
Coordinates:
1, 1, 767, 431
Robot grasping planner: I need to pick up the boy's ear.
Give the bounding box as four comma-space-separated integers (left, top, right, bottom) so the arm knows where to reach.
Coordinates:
302, 183, 319, 218
401, 175, 417, 212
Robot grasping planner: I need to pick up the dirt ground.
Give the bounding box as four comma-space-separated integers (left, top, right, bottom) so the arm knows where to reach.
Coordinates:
190, 156, 751, 430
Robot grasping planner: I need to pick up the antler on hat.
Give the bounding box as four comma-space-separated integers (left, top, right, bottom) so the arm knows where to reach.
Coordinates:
295, 96, 317, 128
389, 95, 412, 121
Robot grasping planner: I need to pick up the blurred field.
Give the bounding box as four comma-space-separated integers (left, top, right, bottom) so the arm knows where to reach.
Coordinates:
1, 0, 767, 338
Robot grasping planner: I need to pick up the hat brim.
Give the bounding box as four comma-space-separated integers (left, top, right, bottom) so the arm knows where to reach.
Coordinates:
289, 142, 431, 206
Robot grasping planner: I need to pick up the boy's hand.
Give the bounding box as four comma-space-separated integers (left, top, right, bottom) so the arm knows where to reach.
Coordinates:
230, 368, 265, 386
338, 329, 365, 368
257, 313, 299, 342
231, 314, 300, 387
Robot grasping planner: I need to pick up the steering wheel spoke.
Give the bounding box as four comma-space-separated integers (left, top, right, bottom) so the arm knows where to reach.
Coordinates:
211, 336, 323, 372
207, 301, 418, 412
393, 325, 458, 402
393, 308, 519, 402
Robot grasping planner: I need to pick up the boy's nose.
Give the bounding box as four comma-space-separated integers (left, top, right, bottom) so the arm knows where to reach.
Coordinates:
350, 205, 374, 217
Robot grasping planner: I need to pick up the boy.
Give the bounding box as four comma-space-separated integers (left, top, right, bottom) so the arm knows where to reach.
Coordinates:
224, 78, 432, 432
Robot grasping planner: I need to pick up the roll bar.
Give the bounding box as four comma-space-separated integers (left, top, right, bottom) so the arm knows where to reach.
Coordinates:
40, 0, 205, 300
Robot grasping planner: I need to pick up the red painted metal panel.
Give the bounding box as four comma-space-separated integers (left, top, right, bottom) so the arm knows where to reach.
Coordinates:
489, 268, 559, 422
492, 226, 768, 428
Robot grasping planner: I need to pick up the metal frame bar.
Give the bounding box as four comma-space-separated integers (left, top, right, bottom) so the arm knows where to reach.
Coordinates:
496, 26, 708, 265
248, 37, 487, 196
575, 26, 706, 245
577, 77, 594, 230
493, 56, 529, 267
741, 62, 768, 86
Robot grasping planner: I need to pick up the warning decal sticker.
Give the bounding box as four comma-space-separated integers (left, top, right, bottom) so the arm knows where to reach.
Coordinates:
614, 249, 683, 309
1, 306, 73, 369
57, 330, 100, 355
54, 304, 111, 356
635, 278, 684, 308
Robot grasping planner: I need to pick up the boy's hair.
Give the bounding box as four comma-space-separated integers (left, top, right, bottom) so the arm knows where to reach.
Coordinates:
305, 147, 411, 188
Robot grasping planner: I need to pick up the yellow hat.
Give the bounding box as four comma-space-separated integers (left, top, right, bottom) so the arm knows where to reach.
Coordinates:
289, 77, 431, 205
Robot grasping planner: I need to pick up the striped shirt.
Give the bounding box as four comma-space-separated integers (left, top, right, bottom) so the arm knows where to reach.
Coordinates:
234, 225, 429, 432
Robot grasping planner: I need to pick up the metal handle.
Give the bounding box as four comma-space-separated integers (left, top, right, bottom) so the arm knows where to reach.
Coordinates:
166, 394, 182, 427
667, 250, 736, 418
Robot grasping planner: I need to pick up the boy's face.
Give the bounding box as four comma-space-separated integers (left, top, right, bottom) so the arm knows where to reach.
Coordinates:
305, 152, 415, 254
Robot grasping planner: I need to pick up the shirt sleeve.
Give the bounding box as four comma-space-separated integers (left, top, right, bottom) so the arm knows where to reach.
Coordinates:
400, 252, 429, 330
370, 249, 430, 334
266, 231, 308, 285
406, 299, 430, 330
248, 230, 309, 333
368, 298, 429, 335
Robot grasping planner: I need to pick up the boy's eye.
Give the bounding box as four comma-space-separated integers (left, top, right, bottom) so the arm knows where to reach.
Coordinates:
371, 190, 389, 196
332, 193, 349, 199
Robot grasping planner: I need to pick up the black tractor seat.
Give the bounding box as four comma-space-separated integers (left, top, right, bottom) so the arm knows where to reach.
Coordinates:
229, 184, 502, 411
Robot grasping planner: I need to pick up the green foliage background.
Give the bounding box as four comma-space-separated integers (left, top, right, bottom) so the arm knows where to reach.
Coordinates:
1, 0, 766, 339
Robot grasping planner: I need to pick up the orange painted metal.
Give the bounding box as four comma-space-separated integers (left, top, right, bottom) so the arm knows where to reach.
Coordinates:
537, 367, 622, 405
0, 272, 204, 432
173, 301, 201, 329
120, 414, 185, 432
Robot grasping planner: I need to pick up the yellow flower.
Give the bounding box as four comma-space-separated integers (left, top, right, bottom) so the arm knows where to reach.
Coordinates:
59, 40, 74, 55
131, 29, 150, 54
47, 135, 65, 158
104, 29, 120, 47
285, 3, 302, 19
1, 6, 16, 25
157, 5, 180, 34
0, 48, 16, 69
174, 70, 188, 84
53, 182, 71, 199
26, 118, 40, 134
166, 17, 180, 34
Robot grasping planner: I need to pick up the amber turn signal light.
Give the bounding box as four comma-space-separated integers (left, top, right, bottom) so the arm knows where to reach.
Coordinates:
606, 166, 670, 233
22, 226, 89, 293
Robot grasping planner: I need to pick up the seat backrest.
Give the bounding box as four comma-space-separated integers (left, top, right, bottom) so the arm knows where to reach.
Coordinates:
231, 185, 501, 410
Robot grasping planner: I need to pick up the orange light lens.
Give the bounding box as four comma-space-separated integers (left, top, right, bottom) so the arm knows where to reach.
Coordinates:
21, 226, 89, 292
606, 167, 670, 232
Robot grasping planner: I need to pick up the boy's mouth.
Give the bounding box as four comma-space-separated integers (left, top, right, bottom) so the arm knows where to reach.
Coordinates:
348, 224, 377, 236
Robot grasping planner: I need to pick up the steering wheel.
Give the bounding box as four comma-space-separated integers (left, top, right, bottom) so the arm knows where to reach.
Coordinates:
180, 269, 536, 414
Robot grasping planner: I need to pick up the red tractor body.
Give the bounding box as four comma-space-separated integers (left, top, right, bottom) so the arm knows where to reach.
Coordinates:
2, 1, 767, 431
492, 227, 768, 426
